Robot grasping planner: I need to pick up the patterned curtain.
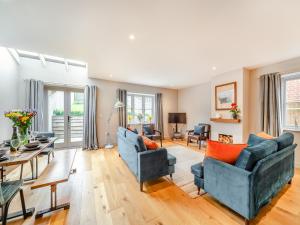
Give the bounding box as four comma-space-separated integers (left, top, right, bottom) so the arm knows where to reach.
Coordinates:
117, 89, 127, 128
83, 85, 99, 150
260, 73, 282, 136
155, 93, 164, 138
25, 79, 44, 131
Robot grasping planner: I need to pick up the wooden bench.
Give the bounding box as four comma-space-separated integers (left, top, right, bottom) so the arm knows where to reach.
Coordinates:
31, 149, 77, 218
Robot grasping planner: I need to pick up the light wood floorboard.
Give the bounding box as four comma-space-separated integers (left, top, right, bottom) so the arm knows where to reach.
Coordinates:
4, 141, 300, 225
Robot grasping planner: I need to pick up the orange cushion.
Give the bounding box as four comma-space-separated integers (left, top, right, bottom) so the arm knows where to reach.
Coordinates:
206, 140, 248, 164
142, 136, 159, 150
256, 132, 275, 139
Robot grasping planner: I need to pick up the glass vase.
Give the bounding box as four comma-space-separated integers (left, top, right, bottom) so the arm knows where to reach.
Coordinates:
18, 127, 29, 145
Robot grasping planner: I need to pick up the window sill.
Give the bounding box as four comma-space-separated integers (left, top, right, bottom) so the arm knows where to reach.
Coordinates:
283, 128, 300, 133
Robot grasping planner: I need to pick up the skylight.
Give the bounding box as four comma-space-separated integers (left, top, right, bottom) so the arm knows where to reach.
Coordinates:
10, 48, 87, 68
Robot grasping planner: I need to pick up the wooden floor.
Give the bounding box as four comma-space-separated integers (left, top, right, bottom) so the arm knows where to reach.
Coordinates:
5, 140, 300, 225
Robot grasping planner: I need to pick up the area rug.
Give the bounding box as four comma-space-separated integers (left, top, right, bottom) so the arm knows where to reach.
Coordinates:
166, 145, 205, 198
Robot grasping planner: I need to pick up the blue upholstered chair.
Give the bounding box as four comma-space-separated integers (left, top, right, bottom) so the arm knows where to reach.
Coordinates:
191, 132, 296, 225
117, 127, 176, 191
36, 132, 55, 164
142, 124, 163, 147
187, 123, 211, 149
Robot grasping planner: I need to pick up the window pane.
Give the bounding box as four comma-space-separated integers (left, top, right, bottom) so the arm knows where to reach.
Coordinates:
134, 96, 143, 109
127, 95, 132, 109
285, 78, 300, 127
145, 97, 153, 109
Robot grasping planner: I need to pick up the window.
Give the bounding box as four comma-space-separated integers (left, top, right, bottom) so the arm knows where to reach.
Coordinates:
127, 93, 155, 124
282, 73, 300, 130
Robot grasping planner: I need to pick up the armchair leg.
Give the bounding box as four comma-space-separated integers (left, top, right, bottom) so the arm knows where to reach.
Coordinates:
140, 182, 143, 192
199, 140, 202, 149
245, 219, 250, 225
288, 179, 292, 184
197, 187, 200, 195
160, 138, 162, 147
170, 173, 173, 180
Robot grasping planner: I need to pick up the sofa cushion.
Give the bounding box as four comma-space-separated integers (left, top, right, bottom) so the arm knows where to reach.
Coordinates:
194, 125, 204, 135
247, 134, 267, 146
235, 140, 278, 171
167, 153, 176, 166
125, 130, 147, 152
191, 162, 204, 178
274, 132, 294, 151
206, 140, 248, 164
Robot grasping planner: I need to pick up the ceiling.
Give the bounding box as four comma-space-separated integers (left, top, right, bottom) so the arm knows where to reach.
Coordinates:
1, 0, 300, 89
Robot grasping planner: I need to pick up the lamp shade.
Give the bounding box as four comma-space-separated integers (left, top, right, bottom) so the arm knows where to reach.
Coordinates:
114, 100, 125, 108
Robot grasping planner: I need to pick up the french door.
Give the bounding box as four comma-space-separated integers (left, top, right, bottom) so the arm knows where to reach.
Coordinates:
44, 86, 84, 148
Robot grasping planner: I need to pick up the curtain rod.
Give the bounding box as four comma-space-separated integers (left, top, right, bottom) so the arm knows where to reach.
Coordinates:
44, 81, 85, 89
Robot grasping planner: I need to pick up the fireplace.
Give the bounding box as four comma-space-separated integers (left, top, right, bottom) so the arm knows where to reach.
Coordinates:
218, 134, 233, 144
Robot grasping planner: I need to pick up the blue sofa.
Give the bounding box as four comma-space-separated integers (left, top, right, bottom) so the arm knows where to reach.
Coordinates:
191, 132, 296, 224
117, 127, 176, 191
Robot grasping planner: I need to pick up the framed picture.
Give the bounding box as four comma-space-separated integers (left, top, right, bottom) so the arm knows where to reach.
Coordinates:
215, 81, 237, 110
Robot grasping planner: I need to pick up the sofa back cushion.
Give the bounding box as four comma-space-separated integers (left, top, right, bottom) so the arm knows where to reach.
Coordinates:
247, 134, 267, 146
120, 128, 147, 152
274, 132, 294, 151
194, 125, 205, 135
206, 140, 248, 164
235, 140, 278, 171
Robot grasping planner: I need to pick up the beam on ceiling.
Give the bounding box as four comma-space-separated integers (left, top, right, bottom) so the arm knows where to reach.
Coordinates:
64, 59, 69, 72
7, 48, 20, 64
39, 54, 46, 67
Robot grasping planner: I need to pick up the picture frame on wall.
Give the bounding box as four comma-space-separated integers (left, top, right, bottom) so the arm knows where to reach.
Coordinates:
215, 81, 237, 110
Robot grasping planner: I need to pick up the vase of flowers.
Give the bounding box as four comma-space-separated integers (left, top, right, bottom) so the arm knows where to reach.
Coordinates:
229, 103, 240, 119
4, 110, 37, 145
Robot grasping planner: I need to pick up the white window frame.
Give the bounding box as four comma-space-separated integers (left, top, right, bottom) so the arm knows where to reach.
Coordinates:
282, 72, 300, 131
127, 92, 155, 125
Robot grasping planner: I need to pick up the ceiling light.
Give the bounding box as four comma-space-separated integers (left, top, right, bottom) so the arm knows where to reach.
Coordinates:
212, 66, 217, 71
129, 34, 135, 40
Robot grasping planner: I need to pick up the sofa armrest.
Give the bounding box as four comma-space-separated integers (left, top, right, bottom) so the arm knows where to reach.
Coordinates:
138, 148, 169, 182
204, 157, 253, 219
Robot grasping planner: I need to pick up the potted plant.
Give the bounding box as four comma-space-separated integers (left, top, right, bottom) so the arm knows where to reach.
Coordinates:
146, 114, 153, 124
229, 103, 240, 119
127, 112, 133, 124
136, 113, 144, 124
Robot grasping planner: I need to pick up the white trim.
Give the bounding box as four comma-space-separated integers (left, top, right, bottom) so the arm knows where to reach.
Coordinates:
281, 72, 300, 130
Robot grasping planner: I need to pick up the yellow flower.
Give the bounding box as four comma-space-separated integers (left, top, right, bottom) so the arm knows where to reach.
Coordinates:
21, 116, 29, 123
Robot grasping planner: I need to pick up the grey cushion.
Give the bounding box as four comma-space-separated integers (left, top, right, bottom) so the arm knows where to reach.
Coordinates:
167, 153, 176, 166
274, 132, 294, 151
194, 125, 204, 135
247, 134, 266, 146
143, 126, 154, 135
191, 162, 204, 178
235, 140, 278, 171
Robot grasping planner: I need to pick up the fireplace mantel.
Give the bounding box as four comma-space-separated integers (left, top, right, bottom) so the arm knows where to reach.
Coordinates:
210, 118, 241, 123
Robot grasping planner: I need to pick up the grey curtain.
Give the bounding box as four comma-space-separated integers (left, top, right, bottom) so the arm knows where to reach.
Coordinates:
155, 93, 164, 138
83, 85, 98, 150
260, 73, 282, 136
25, 79, 44, 131
117, 89, 127, 128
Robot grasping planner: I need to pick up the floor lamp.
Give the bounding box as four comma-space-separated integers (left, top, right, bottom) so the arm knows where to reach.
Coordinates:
104, 100, 125, 149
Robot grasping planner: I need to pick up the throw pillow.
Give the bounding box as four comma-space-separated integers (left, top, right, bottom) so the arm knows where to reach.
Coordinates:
256, 132, 274, 139
205, 140, 248, 164
142, 136, 159, 150
235, 140, 278, 171
275, 132, 294, 151
194, 125, 204, 135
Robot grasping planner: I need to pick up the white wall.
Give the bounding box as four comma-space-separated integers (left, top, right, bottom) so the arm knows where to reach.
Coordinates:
178, 82, 211, 133
249, 56, 300, 168
210, 68, 249, 143
0, 47, 20, 142
18, 58, 178, 146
